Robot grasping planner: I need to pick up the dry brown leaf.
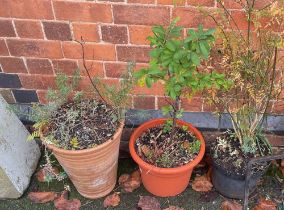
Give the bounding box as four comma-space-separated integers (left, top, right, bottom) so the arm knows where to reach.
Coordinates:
118, 174, 130, 185
103, 192, 120, 208
163, 206, 185, 210
251, 198, 277, 210
121, 170, 141, 192
28, 192, 57, 204
192, 174, 213, 192
138, 196, 161, 210
141, 145, 151, 157
221, 200, 242, 210
54, 190, 81, 210
36, 167, 59, 182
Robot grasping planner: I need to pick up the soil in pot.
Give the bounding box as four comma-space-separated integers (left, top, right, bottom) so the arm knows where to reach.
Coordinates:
211, 130, 271, 199
135, 124, 201, 168
42, 99, 120, 150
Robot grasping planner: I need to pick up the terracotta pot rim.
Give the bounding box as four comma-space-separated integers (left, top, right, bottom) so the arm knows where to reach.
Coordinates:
129, 118, 206, 175
42, 121, 124, 155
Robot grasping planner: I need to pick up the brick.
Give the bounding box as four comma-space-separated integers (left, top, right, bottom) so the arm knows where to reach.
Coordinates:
157, 0, 185, 5
14, 20, 43, 39
117, 46, 150, 63
0, 40, 9, 56
101, 26, 128, 44
133, 82, 165, 96
7, 39, 63, 59
173, 8, 216, 28
12, 90, 38, 103
134, 96, 155, 109
272, 100, 284, 114
157, 96, 175, 109
0, 89, 15, 103
105, 63, 127, 78
36, 90, 48, 104
0, 0, 53, 19
26, 58, 53, 75
19, 74, 55, 90
53, 1, 112, 23
62, 42, 115, 61
0, 57, 27, 73
187, 0, 215, 6
78, 61, 104, 77
181, 97, 203, 112
52, 59, 78, 75
72, 23, 99, 42
113, 5, 170, 26
0, 20, 16, 37
128, 0, 155, 3
129, 26, 152, 45
0, 73, 21, 88
230, 11, 250, 31
43, 22, 72, 41
97, 0, 124, 1
79, 77, 119, 91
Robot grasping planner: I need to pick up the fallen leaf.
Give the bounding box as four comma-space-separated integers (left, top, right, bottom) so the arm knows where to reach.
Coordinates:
103, 192, 120, 208
118, 174, 130, 185
163, 206, 185, 210
36, 167, 59, 182
192, 174, 213, 192
28, 192, 57, 204
121, 170, 141, 192
138, 196, 161, 210
54, 190, 81, 210
141, 145, 151, 157
221, 200, 242, 210
251, 198, 277, 210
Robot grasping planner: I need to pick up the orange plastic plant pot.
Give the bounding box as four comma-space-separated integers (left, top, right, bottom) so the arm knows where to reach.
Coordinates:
129, 118, 205, 197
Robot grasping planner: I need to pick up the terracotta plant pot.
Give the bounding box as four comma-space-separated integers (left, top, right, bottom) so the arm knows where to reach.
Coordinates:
129, 118, 205, 197
42, 122, 124, 199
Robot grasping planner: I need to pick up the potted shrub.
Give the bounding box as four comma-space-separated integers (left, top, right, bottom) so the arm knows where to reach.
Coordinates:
29, 41, 135, 199
203, 0, 284, 199
130, 18, 229, 197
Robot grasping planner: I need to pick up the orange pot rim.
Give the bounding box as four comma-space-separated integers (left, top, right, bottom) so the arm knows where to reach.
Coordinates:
129, 118, 205, 175
42, 121, 124, 155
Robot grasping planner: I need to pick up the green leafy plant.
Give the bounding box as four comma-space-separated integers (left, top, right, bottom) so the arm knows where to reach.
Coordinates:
135, 18, 229, 136
134, 18, 230, 165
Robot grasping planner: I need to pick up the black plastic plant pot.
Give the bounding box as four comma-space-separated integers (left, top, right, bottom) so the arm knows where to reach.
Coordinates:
211, 161, 264, 199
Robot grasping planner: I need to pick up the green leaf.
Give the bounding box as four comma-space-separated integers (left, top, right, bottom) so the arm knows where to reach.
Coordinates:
191, 52, 200, 65
166, 41, 176, 51
199, 42, 209, 58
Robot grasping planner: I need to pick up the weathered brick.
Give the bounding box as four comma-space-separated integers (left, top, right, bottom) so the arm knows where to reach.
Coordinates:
0, 0, 53, 19
19, 74, 55, 90
101, 25, 128, 44
72, 23, 99, 42
230, 11, 250, 31
12, 89, 38, 103
157, 0, 185, 5
181, 97, 203, 112
0, 39, 9, 56
78, 61, 104, 77
117, 46, 150, 63
129, 25, 152, 45
26, 58, 53, 75
97, 0, 124, 1
133, 82, 165, 96
7, 39, 63, 59
62, 42, 115, 61
113, 5, 170, 26
0, 20, 16, 37
0, 89, 15, 103
134, 96, 155, 109
14, 20, 44, 39
53, 1, 112, 22
173, 7, 216, 28
43, 22, 72, 41
187, 0, 215, 6
52, 59, 78, 75
0, 73, 21, 88
105, 62, 127, 78
157, 96, 175, 109
0, 57, 27, 73
272, 100, 284, 115
36, 90, 48, 104
128, 0, 155, 3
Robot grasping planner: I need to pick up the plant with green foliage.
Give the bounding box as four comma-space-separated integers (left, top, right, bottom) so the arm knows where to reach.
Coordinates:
135, 18, 230, 136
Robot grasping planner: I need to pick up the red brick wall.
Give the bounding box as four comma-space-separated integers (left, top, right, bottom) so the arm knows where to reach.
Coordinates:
0, 0, 283, 114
